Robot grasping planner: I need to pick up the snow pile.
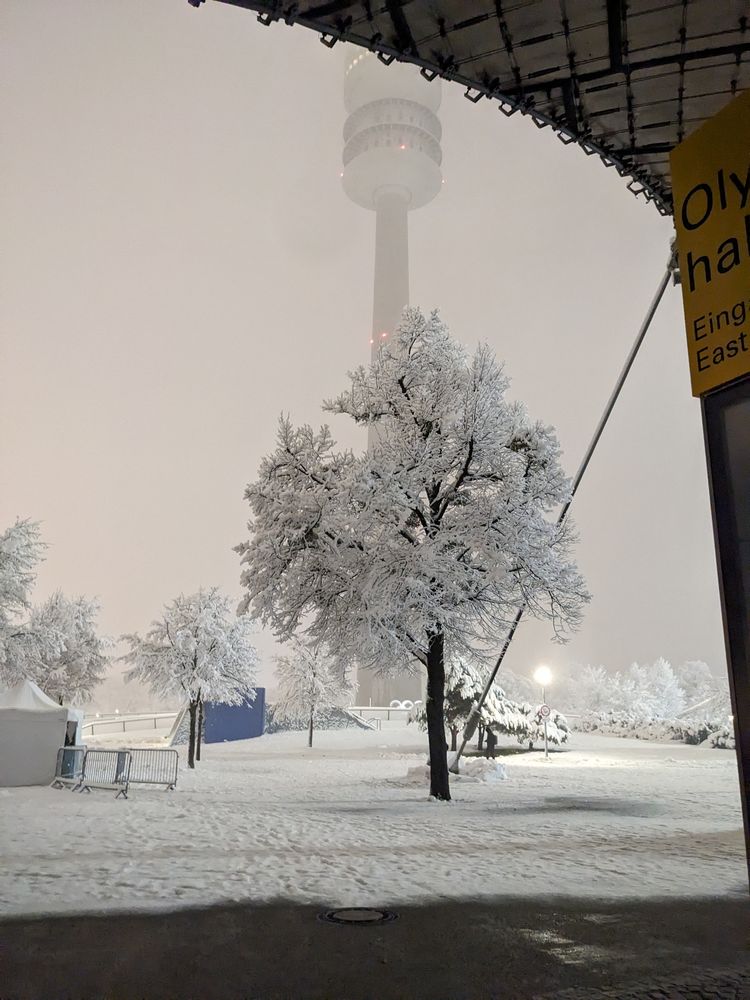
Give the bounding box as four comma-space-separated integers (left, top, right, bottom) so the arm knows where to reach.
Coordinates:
400, 758, 506, 786
400, 763, 432, 787
459, 758, 507, 782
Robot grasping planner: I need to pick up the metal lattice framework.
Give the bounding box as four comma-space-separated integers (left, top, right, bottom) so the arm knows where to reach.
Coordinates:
193, 0, 749, 215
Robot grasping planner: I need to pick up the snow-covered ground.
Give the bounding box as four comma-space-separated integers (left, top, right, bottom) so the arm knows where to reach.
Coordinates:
0, 730, 745, 917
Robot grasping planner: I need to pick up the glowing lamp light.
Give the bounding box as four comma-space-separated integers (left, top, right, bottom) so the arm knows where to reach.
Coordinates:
399, 144, 406, 150
381, 331, 388, 338
533, 665, 553, 688
369, 338, 374, 345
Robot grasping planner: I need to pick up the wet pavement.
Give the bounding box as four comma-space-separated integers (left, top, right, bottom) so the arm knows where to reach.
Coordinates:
1, 896, 748, 999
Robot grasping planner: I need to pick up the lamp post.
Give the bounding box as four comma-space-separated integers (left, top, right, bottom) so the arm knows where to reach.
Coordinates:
533, 665, 553, 760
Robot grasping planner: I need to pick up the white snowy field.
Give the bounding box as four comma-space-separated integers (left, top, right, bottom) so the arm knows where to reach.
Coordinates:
0, 730, 745, 917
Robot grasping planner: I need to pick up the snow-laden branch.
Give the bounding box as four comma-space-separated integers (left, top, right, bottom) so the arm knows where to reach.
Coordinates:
121, 587, 259, 707
237, 308, 589, 680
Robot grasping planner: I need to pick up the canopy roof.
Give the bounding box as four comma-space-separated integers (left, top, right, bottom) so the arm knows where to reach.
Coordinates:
0, 679, 64, 712
208, 0, 749, 215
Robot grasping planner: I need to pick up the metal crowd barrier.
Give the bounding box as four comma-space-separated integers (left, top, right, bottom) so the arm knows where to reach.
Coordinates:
51, 746, 87, 789
128, 748, 178, 790
77, 749, 131, 799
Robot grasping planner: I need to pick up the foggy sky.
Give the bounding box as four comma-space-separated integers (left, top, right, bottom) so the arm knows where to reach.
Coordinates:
1, 0, 726, 708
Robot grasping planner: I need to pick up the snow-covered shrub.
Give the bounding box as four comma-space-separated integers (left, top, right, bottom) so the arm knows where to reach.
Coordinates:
516, 704, 570, 746
668, 721, 715, 745
409, 657, 562, 750
572, 711, 732, 747
708, 726, 735, 750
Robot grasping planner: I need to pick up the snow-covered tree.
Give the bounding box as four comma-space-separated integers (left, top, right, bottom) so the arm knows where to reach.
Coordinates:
0, 519, 47, 678
25, 593, 109, 704
567, 664, 615, 713
410, 656, 565, 751
273, 641, 355, 747
122, 588, 259, 767
518, 704, 570, 747
410, 657, 527, 750
410, 657, 480, 751
674, 659, 730, 717
624, 658, 685, 719
238, 309, 588, 799
496, 668, 537, 706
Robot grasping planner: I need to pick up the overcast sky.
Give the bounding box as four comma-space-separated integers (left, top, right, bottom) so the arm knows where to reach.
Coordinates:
1, 0, 727, 706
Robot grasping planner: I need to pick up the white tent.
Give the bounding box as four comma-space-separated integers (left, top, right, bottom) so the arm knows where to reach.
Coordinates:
0, 680, 68, 786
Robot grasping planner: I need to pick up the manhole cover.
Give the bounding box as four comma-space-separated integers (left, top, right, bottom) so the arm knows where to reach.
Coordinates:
319, 908, 398, 926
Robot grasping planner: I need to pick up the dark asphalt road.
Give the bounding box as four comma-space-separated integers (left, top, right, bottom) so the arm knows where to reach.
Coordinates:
1, 895, 748, 999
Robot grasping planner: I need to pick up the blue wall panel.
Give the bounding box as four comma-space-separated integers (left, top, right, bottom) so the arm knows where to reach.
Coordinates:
203, 689, 265, 743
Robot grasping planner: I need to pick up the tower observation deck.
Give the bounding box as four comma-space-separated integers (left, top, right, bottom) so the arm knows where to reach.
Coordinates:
343, 52, 442, 706
343, 51, 442, 360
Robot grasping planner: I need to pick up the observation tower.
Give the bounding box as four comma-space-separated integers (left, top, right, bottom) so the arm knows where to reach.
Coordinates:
343, 50, 442, 360
342, 52, 442, 706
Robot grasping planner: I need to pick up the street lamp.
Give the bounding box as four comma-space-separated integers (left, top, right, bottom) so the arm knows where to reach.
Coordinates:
533, 665, 553, 760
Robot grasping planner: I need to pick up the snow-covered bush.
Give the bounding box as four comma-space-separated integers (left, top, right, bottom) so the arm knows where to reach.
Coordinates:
410, 657, 568, 750
708, 726, 734, 750
409, 657, 528, 749
573, 711, 732, 747
518, 704, 570, 747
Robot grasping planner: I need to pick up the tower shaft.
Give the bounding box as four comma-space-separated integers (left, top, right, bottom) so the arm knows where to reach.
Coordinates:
372, 190, 409, 356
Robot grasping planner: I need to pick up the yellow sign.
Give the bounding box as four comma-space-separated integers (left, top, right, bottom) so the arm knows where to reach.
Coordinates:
671, 89, 750, 396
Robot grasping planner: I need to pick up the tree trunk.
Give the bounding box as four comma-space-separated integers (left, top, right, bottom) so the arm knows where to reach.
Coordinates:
477, 723, 485, 751
308, 712, 314, 748
187, 700, 198, 769
196, 700, 204, 762
425, 629, 450, 801
450, 725, 458, 752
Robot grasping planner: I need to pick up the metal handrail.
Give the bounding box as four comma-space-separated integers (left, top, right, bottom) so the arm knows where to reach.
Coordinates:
82, 712, 178, 736
349, 706, 413, 722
